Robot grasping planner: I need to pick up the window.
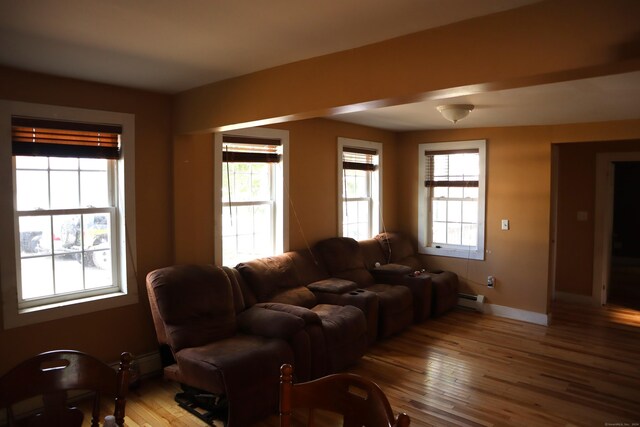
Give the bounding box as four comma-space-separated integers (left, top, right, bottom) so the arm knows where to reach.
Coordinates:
338, 138, 382, 241
214, 128, 288, 267
418, 140, 486, 260
0, 101, 136, 328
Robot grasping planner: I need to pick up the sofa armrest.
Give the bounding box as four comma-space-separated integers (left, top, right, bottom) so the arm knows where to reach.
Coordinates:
237, 306, 306, 339
254, 302, 322, 325
307, 278, 358, 294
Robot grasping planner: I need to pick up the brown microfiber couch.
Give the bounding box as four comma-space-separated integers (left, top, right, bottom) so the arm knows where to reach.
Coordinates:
145, 233, 458, 426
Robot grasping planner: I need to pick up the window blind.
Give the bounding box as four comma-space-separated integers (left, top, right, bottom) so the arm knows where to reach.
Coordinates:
343, 147, 377, 171
222, 135, 281, 163
12, 116, 121, 159
424, 148, 479, 187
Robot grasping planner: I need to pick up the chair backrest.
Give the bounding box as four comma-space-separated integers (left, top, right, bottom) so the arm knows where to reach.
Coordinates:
0, 350, 132, 427
280, 364, 410, 427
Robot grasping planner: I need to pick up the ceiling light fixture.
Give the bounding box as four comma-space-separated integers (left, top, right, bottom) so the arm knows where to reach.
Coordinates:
436, 104, 474, 124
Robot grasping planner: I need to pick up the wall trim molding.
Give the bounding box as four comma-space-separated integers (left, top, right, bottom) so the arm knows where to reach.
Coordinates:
484, 303, 549, 326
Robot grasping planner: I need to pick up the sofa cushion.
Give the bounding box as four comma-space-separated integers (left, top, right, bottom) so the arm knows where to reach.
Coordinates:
146, 265, 237, 352
237, 254, 300, 301
375, 232, 415, 263
270, 287, 318, 308
308, 278, 358, 294
315, 237, 376, 287
288, 250, 329, 285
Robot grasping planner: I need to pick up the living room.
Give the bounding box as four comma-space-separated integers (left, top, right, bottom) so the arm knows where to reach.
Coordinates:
0, 0, 639, 425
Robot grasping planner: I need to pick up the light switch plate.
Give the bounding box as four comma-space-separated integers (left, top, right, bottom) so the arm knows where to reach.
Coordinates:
501, 219, 509, 230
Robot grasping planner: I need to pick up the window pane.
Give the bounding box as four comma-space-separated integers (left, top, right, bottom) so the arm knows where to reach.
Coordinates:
447, 223, 462, 245
462, 223, 477, 246
19, 216, 52, 256
16, 156, 48, 169
50, 157, 78, 170
344, 170, 369, 198
50, 171, 79, 209
80, 158, 108, 171
80, 171, 109, 207
462, 201, 478, 223
449, 187, 463, 198
432, 221, 446, 244
433, 200, 447, 222
85, 249, 113, 287
251, 164, 270, 200
83, 213, 110, 249
16, 170, 49, 210
54, 254, 84, 294
464, 187, 478, 199
53, 215, 81, 254
447, 201, 462, 222
20, 257, 54, 299
433, 187, 448, 198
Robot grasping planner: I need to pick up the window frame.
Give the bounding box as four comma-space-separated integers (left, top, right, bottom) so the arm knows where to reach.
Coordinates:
0, 100, 137, 329
418, 139, 486, 260
337, 138, 382, 240
213, 127, 289, 267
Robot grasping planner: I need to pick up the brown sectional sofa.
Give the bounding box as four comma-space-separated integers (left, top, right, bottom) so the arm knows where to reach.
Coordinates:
145, 233, 458, 426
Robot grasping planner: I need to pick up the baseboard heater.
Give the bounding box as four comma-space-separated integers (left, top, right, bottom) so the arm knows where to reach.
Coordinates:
457, 293, 485, 312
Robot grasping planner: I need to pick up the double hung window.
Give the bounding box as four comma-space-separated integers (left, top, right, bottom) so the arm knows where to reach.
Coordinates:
418, 140, 486, 260
338, 138, 381, 241
0, 102, 136, 328
214, 128, 288, 267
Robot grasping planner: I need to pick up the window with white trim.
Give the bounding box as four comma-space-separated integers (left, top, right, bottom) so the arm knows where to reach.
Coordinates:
0, 101, 137, 329
214, 128, 288, 267
338, 138, 381, 241
418, 140, 486, 260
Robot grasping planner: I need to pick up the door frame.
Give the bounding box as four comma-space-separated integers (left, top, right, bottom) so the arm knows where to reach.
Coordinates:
593, 152, 640, 306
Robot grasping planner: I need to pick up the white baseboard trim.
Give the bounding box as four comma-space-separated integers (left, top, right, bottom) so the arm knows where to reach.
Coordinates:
484, 303, 549, 326
554, 291, 598, 306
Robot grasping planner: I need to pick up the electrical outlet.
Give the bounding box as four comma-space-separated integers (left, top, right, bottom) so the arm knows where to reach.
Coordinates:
487, 276, 495, 288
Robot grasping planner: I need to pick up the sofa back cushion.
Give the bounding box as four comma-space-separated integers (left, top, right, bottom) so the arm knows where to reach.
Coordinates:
288, 249, 329, 285
237, 254, 318, 307
315, 237, 375, 287
375, 232, 424, 270
146, 264, 237, 352
359, 238, 388, 269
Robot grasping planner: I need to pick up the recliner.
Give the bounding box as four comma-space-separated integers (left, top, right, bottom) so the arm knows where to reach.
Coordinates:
146, 264, 300, 427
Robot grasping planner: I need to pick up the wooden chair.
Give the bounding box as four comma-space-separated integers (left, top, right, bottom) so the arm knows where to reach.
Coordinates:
0, 350, 132, 427
280, 364, 410, 427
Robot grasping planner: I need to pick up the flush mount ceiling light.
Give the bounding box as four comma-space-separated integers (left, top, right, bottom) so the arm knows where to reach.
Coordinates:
436, 104, 475, 124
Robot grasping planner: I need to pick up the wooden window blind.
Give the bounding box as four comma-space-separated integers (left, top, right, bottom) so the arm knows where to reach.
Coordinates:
12, 117, 121, 159
222, 135, 281, 163
343, 147, 378, 171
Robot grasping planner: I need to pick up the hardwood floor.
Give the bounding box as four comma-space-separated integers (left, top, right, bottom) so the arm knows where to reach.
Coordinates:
113, 303, 640, 426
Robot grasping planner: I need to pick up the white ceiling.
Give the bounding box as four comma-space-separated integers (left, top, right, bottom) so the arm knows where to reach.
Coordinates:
1, 0, 639, 131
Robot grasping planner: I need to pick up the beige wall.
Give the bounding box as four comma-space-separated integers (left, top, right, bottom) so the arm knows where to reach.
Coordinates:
396, 121, 640, 315
0, 67, 174, 372
173, 118, 397, 262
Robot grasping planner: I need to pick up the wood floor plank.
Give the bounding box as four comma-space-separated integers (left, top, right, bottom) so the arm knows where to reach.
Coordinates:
85, 302, 640, 426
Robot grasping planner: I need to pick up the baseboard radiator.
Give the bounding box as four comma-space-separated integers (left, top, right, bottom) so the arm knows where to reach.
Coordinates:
457, 293, 485, 312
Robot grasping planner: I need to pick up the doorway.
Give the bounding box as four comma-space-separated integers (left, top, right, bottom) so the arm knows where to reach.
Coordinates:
608, 161, 640, 309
